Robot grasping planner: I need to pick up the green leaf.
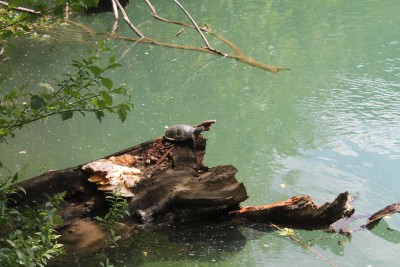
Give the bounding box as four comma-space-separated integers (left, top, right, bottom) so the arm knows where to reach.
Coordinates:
117, 107, 127, 122
100, 91, 113, 106
1, 30, 14, 38
21, 25, 31, 32
30, 95, 46, 110
101, 78, 113, 90
4, 90, 17, 100
95, 110, 105, 122
107, 63, 122, 70
0, 128, 11, 136
109, 55, 116, 65
60, 111, 73, 121
8, 0, 26, 8
88, 66, 104, 77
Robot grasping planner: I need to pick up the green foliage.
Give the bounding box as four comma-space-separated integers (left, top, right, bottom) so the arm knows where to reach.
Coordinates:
95, 190, 130, 248
0, 174, 65, 267
0, 8, 34, 44
95, 190, 130, 266
0, 42, 134, 142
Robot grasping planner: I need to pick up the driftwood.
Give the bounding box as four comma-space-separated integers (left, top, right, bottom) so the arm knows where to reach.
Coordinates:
233, 192, 354, 228
13, 120, 380, 255
363, 202, 400, 229
14, 120, 354, 229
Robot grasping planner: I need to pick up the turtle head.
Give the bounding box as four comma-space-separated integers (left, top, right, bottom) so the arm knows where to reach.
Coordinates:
193, 126, 204, 138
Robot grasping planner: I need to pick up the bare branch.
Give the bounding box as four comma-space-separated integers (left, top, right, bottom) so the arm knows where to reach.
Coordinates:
111, 0, 119, 21
64, 2, 69, 20
114, 0, 144, 38
111, 0, 119, 35
172, 0, 210, 48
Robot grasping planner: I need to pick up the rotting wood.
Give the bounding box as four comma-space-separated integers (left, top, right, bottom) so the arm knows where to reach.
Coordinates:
12, 120, 354, 230
233, 192, 355, 228
363, 202, 400, 229
10, 119, 367, 260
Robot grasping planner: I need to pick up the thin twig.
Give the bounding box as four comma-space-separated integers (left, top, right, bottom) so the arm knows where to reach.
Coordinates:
111, 0, 119, 20
172, 0, 210, 48
64, 2, 69, 20
172, 0, 225, 56
111, 0, 119, 35
114, 0, 144, 38
270, 223, 337, 267
67, 18, 287, 73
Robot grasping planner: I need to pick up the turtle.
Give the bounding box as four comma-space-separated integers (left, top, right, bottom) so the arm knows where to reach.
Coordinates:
164, 124, 204, 143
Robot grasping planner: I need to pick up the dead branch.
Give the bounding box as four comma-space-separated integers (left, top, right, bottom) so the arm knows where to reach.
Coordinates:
111, 0, 119, 35
0, 0, 41, 14
114, 0, 144, 38
172, 0, 224, 55
64, 2, 69, 20
65, 1, 287, 73
363, 202, 400, 229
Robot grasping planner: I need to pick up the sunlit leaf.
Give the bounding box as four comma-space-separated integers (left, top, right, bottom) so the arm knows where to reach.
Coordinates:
0, 128, 11, 136
276, 228, 295, 237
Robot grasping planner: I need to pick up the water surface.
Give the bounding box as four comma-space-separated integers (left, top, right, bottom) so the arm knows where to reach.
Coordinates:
1, 0, 400, 266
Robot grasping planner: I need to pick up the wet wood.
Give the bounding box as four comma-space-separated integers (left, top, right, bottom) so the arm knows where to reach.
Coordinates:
363, 202, 400, 229
13, 120, 354, 232
233, 192, 355, 228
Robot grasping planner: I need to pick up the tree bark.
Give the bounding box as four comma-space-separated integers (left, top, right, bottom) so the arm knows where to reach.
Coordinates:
13, 120, 354, 232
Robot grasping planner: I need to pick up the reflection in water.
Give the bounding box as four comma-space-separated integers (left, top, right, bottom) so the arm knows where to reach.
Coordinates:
368, 219, 400, 245
52, 223, 247, 266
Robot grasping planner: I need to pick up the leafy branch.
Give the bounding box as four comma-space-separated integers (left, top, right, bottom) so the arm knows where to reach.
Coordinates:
0, 42, 134, 142
95, 190, 130, 266
0, 175, 66, 267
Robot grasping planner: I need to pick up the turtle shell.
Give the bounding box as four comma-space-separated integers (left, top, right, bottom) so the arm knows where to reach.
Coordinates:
165, 124, 197, 141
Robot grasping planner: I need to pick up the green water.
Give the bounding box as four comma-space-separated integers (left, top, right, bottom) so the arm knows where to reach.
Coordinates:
2, 0, 400, 266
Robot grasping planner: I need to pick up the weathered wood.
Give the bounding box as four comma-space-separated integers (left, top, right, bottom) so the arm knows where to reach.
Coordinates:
233, 192, 354, 228
13, 120, 354, 232
363, 202, 400, 229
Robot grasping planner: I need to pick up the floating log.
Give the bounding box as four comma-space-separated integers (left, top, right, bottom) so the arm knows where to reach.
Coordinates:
13, 120, 355, 238
363, 202, 400, 229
